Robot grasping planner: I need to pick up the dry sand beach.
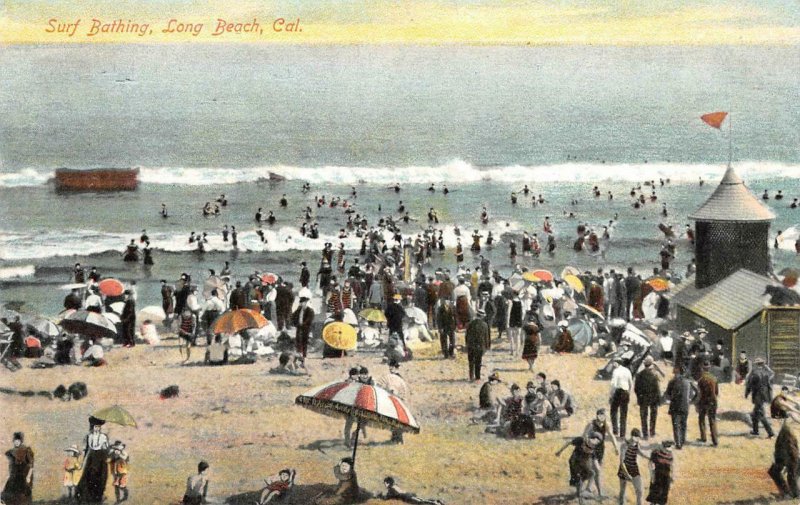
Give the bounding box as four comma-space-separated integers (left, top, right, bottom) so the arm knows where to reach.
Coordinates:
0, 330, 790, 505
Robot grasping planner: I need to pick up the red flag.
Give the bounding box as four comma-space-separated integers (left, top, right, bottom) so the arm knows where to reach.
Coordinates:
700, 111, 728, 129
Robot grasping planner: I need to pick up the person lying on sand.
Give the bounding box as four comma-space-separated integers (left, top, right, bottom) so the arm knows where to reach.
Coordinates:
256, 468, 295, 504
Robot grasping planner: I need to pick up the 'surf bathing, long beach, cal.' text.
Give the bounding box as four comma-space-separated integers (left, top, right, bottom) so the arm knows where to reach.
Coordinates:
45, 17, 302, 38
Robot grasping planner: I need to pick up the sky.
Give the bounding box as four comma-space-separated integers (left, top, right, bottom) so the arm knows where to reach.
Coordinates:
2, 0, 800, 45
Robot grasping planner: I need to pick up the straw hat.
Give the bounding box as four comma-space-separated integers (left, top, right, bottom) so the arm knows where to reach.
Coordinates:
64, 445, 79, 454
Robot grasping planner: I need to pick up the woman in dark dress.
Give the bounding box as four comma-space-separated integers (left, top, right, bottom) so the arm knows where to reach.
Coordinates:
2, 432, 34, 505
555, 433, 602, 505
521, 322, 540, 370
646, 440, 675, 504
75, 418, 109, 503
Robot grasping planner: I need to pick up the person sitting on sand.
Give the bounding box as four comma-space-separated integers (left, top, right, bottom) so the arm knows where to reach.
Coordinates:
313, 458, 359, 505
257, 468, 296, 504
182, 461, 209, 505
204, 335, 229, 366
771, 386, 800, 423
81, 339, 106, 367
552, 321, 575, 353
269, 352, 308, 375
377, 476, 445, 504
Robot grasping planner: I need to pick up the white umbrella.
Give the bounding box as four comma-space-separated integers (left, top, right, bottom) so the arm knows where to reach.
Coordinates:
137, 305, 167, 324
404, 306, 428, 325
341, 308, 359, 326
104, 312, 121, 325
59, 283, 87, 290
250, 320, 278, 342
109, 302, 125, 315
621, 323, 651, 348
540, 288, 564, 303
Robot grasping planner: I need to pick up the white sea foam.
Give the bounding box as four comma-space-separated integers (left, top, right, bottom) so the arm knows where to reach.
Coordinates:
2, 161, 799, 188
0, 265, 35, 280
0, 222, 523, 261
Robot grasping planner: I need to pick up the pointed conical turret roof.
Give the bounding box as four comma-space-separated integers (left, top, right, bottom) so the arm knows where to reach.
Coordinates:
689, 165, 775, 222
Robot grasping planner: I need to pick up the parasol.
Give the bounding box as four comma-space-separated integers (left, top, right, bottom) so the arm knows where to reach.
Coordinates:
621, 323, 652, 348
260, 272, 279, 285
297, 287, 313, 300
563, 274, 584, 293
645, 278, 670, 292
61, 310, 117, 339
341, 309, 359, 326
567, 317, 594, 351
522, 271, 541, 282
98, 278, 125, 297
22, 315, 60, 338
404, 306, 428, 325
104, 312, 121, 325
540, 288, 565, 303
322, 322, 357, 351
211, 309, 267, 335
358, 308, 386, 323
530, 269, 554, 283
92, 405, 137, 428
560, 266, 582, 279
109, 302, 125, 315
137, 305, 167, 324
59, 283, 87, 290
295, 380, 419, 466
203, 276, 228, 299
578, 303, 605, 320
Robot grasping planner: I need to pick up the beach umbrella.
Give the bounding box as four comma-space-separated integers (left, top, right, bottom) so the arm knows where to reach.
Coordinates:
567, 317, 594, 352
405, 306, 428, 325
203, 276, 228, 299
92, 405, 137, 428
560, 266, 581, 279
109, 302, 125, 315
779, 267, 800, 278
297, 287, 313, 300
56, 309, 77, 323
645, 278, 670, 292
341, 309, 359, 326
98, 278, 125, 297
211, 309, 267, 335
21, 316, 60, 338
104, 312, 121, 325
578, 303, 605, 320
137, 305, 166, 324
59, 283, 87, 290
260, 273, 279, 285
295, 380, 419, 467
621, 323, 651, 348
522, 271, 541, 282
359, 308, 386, 323
531, 269, 554, 283
322, 322, 357, 351
563, 274, 584, 293
540, 288, 565, 303
61, 310, 117, 339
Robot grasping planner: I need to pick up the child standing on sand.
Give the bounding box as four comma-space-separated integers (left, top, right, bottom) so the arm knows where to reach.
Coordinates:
63, 444, 82, 500
109, 440, 130, 503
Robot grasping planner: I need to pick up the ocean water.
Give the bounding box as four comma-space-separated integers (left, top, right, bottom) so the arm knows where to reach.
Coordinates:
0, 44, 799, 315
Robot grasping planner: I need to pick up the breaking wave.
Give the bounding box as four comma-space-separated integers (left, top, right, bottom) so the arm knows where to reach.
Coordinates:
1, 161, 799, 188
0, 222, 522, 261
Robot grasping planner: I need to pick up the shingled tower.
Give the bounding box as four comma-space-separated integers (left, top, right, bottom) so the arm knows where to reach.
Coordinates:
689, 166, 775, 289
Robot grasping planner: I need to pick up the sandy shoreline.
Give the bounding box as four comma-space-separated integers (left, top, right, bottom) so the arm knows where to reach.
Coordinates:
0, 329, 791, 504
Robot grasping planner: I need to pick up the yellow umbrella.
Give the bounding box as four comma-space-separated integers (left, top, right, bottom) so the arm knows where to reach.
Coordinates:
563, 274, 584, 293
358, 308, 386, 323
522, 271, 541, 282
645, 278, 670, 292
92, 405, 137, 428
322, 322, 358, 351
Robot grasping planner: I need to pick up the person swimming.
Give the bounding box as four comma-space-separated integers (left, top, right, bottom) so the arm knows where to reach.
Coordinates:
428, 183, 435, 192
511, 192, 518, 205
255, 207, 263, 223
267, 211, 276, 225
280, 194, 288, 207
160, 203, 168, 218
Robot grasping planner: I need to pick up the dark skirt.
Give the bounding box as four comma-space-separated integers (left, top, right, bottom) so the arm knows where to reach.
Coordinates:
2, 449, 33, 505
645, 468, 671, 504
569, 454, 594, 486
76, 448, 108, 503
521, 337, 539, 361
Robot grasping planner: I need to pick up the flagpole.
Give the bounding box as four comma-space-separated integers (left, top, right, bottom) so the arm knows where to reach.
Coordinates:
728, 113, 733, 168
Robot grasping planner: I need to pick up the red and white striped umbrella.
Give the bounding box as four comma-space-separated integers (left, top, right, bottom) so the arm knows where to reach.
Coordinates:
295, 380, 420, 434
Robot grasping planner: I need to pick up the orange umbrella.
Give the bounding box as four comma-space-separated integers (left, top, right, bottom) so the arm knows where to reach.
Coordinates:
528, 269, 554, 283
98, 278, 125, 297
211, 309, 268, 334
260, 273, 279, 285
645, 278, 670, 292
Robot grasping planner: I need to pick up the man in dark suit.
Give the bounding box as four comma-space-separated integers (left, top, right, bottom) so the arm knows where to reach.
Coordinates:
662, 367, 697, 449
634, 356, 661, 439
696, 361, 719, 446
465, 309, 490, 381
746, 357, 775, 438
291, 296, 315, 358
